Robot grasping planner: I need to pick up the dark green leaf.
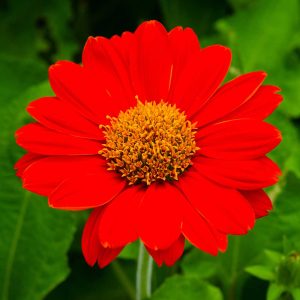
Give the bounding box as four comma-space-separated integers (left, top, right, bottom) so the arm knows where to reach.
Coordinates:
290, 288, 300, 300
181, 250, 218, 280
245, 265, 275, 281
119, 241, 139, 260
0, 0, 77, 61
0, 55, 46, 104
160, 0, 229, 38
150, 275, 223, 300
267, 284, 285, 300
0, 80, 77, 300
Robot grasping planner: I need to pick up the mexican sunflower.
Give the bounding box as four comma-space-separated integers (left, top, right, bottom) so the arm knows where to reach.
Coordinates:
15, 20, 282, 268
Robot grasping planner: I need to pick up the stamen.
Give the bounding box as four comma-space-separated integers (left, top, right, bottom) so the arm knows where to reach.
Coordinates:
99, 99, 199, 185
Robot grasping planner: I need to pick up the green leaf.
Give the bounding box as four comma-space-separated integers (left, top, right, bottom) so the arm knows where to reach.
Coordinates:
0, 55, 46, 104
0, 0, 77, 61
0, 81, 53, 164
267, 174, 300, 250
216, 0, 299, 72
264, 250, 283, 266
227, 0, 256, 11
119, 241, 139, 260
150, 275, 223, 300
0, 187, 77, 300
286, 143, 300, 179
290, 288, 300, 300
181, 250, 218, 280
267, 111, 299, 171
245, 265, 275, 281
216, 0, 300, 118
272, 69, 300, 118
42, 1, 78, 61
0, 81, 77, 300
160, 0, 229, 38
267, 283, 285, 300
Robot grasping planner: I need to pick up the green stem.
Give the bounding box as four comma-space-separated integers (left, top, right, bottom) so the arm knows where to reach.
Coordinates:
111, 261, 135, 300
136, 241, 153, 300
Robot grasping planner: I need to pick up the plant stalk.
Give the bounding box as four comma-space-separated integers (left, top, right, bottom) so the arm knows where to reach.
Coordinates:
136, 241, 153, 300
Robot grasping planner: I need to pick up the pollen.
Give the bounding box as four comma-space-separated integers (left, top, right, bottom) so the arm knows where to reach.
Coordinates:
99, 99, 199, 185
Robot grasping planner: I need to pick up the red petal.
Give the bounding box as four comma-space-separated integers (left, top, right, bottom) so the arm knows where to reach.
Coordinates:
227, 85, 283, 120
22, 156, 105, 196
16, 123, 101, 155
15, 153, 44, 177
82, 208, 123, 268
240, 189, 273, 218
49, 61, 130, 124
137, 183, 183, 250
167, 27, 200, 105
97, 246, 123, 268
181, 199, 218, 255
197, 119, 281, 160
178, 170, 255, 234
193, 72, 266, 126
49, 171, 126, 210
111, 32, 134, 66
194, 156, 281, 190
130, 20, 173, 101
215, 231, 228, 252
98, 186, 144, 248
82, 36, 135, 105
82, 208, 102, 266
146, 235, 185, 267
168, 27, 200, 66
169, 45, 231, 114
27, 97, 103, 140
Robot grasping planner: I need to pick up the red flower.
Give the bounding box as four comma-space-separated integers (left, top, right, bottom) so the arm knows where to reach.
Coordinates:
15, 20, 282, 268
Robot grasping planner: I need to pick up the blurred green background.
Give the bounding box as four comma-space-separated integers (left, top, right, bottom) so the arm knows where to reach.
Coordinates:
1, 0, 300, 299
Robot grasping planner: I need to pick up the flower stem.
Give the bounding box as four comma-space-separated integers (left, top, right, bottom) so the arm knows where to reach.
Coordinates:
136, 241, 153, 300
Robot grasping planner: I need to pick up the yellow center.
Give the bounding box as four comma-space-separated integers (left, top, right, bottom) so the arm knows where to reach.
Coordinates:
99, 100, 199, 185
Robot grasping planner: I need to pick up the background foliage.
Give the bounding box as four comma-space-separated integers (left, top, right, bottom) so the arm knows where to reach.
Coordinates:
0, 0, 300, 299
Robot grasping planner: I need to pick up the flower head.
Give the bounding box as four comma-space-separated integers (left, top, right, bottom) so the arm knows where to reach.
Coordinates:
15, 20, 282, 268
99, 99, 199, 185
